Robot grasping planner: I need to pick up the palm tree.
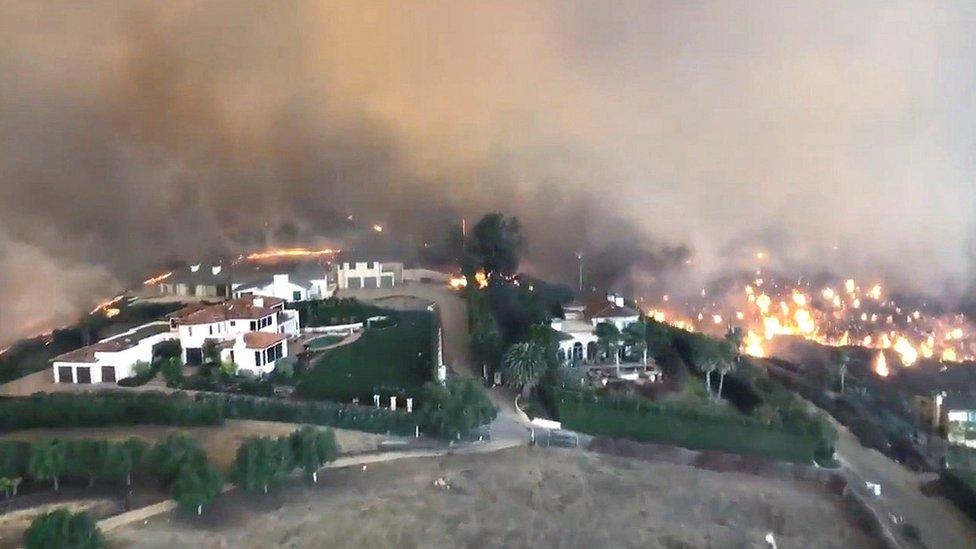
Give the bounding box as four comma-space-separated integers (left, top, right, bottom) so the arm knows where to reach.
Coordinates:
716, 358, 735, 400
699, 358, 718, 399
501, 342, 547, 396
724, 327, 744, 363
835, 350, 850, 394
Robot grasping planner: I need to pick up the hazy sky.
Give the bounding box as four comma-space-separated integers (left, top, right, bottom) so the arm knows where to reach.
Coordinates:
1, 1, 975, 343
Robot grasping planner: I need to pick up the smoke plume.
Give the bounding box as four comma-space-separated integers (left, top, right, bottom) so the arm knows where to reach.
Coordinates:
1, 1, 975, 345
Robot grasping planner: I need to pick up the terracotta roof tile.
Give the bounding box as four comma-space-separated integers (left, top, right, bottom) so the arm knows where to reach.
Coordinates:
243, 332, 287, 349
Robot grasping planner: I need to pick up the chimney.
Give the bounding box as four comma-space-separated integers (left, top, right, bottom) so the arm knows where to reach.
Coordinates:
253, 297, 264, 308
190, 264, 200, 273
615, 296, 625, 307
211, 265, 222, 275
607, 293, 616, 303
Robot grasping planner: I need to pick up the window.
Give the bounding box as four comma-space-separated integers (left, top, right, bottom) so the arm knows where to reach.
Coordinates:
293, 291, 302, 301
366, 261, 374, 269
230, 321, 236, 327
208, 325, 213, 335
254, 351, 263, 366
250, 321, 257, 331
188, 327, 193, 337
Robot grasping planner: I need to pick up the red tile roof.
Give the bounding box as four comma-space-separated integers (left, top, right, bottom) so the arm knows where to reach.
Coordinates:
583, 294, 640, 319
243, 332, 287, 350
175, 297, 285, 325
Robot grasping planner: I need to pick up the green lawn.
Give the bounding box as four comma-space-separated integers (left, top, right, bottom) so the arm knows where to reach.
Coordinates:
296, 311, 434, 402
558, 397, 820, 462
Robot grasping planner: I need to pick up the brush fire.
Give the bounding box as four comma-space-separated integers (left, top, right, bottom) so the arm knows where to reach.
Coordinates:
645, 272, 976, 373
244, 247, 340, 261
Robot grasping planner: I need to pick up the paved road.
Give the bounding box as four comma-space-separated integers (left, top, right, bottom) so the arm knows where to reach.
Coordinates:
827, 412, 976, 548
340, 282, 531, 444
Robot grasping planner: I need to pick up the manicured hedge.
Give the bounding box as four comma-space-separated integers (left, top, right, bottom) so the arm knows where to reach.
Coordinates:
556, 392, 826, 463
197, 393, 419, 436
0, 392, 222, 432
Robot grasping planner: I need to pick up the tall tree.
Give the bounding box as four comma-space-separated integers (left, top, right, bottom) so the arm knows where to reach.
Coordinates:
595, 322, 622, 369
623, 320, 648, 366
28, 440, 68, 492
835, 349, 850, 394
463, 213, 524, 279
501, 342, 548, 397
716, 358, 735, 400
724, 327, 744, 363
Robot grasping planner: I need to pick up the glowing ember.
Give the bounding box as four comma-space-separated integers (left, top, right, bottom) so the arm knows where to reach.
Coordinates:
874, 351, 889, 377
448, 275, 468, 290
143, 271, 173, 285
474, 270, 489, 289
246, 248, 339, 261
372, 224, 384, 233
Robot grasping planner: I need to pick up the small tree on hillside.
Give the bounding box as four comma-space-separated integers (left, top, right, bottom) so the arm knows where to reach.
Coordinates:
234, 437, 277, 494
24, 508, 104, 549
28, 440, 68, 492
171, 463, 223, 515
102, 440, 144, 486
70, 440, 109, 488
149, 434, 206, 487
291, 427, 339, 483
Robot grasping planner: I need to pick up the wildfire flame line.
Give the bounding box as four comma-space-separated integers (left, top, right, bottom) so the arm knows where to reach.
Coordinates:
245, 248, 340, 261
143, 271, 173, 285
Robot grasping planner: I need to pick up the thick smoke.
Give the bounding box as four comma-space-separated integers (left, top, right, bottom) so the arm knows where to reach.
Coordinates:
1, 1, 975, 345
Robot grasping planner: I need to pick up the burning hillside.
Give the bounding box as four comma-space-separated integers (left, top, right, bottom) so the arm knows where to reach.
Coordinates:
645, 271, 976, 375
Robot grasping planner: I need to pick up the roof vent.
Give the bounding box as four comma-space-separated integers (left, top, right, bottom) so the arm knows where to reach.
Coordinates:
253, 297, 264, 308
190, 264, 201, 273
212, 265, 222, 275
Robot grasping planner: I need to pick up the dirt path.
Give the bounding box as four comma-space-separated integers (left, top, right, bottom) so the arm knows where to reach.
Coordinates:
830, 417, 976, 548
108, 446, 877, 548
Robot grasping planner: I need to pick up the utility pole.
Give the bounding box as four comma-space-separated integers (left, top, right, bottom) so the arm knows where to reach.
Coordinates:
576, 253, 583, 292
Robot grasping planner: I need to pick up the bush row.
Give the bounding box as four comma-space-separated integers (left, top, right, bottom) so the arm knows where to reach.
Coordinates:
234, 427, 339, 491
0, 434, 222, 514
0, 392, 223, 432
197, 393, 419, 436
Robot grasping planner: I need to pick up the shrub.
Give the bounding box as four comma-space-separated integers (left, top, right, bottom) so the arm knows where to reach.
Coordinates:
148, 434, 209, 487
24, 509, 104, 549
171, 462, 223, 515
198, 393, 418, 436
417, 378, 497, 439
162, 357, 184, 387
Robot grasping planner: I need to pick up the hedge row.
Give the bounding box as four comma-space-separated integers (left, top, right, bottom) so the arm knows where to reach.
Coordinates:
556, 393, 826, 463
0, 392, 223, 432
197, 393, 419, 436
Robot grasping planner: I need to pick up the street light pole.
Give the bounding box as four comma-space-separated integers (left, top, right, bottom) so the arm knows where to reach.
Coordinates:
576, 253, 583, 292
